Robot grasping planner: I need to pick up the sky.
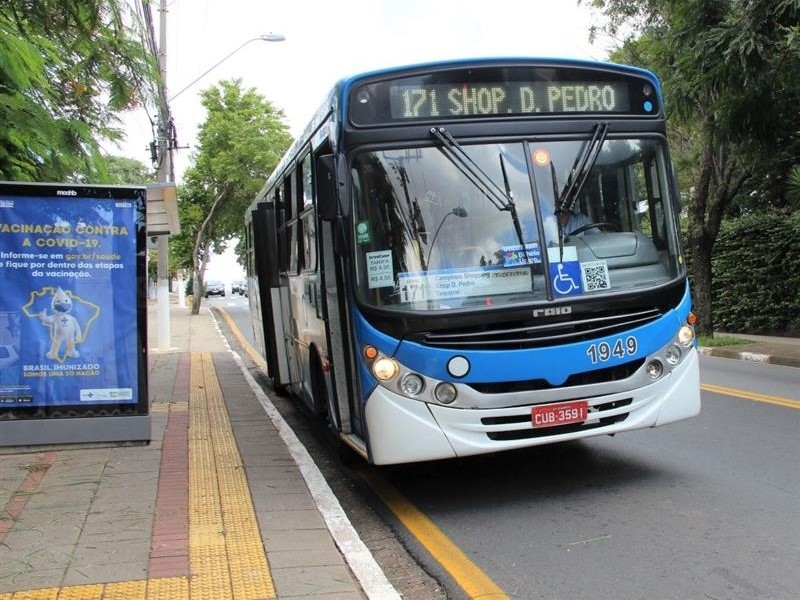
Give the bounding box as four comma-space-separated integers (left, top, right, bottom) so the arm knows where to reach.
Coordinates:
119, 0, 613, 281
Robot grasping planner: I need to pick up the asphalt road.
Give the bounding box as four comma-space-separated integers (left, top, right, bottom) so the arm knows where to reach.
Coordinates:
213, 296, 800, 600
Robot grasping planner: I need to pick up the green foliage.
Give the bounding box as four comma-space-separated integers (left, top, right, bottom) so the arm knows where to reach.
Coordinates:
587, 0, 800, 334
104, 155, 156, 185
697, 335, 750, 347
787, 165, 800, 205
169, 79, 292, 312
0, 0, 157, 182
711, 212, 800, 335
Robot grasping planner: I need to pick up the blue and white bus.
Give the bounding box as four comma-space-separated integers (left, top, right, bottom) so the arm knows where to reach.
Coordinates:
244, 58, 700, 465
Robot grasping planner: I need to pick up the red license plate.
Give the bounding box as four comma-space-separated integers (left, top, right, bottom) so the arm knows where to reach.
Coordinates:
532, 400, 588, 428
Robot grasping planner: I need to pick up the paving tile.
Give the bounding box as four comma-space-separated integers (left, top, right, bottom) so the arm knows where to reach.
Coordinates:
263, 529, 341, 552
0, 567, 65, 594
256, 509, 327, 531
0, 542, 75, 574
267, 547, 354, 569
251, 492, 317, 512
273, 565, 362, 597
71, 539, 149, 568
62, 561, 149, 587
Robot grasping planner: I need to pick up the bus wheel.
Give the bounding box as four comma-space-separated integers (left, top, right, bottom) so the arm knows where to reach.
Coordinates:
309, 353, 329, 420
271, 380, 289, 396
335, 436, 361, 465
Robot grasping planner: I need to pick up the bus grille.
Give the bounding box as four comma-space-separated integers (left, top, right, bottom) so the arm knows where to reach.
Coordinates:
418, 308, 661, 350
483, 398, 633, 441
467, 359, 645, 393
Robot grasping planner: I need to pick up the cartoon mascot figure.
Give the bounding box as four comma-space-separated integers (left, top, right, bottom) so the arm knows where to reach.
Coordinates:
37, 287, 82, 360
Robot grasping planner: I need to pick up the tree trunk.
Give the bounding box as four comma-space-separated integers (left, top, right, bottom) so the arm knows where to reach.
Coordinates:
188, 189, 226, 315
685, 137, 751, 336
690, 235, 714, 335
190, 273, 202, 315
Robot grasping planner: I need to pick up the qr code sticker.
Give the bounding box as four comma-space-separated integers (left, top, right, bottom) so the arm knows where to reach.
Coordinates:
581, 260, 610, 292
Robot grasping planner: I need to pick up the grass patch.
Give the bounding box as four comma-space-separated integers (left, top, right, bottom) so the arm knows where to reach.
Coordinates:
697, 335, 751, 347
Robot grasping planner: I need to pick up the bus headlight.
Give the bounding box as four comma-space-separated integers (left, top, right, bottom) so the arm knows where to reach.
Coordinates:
665, 344, 682, 365
372, 357, 399, 381
646, 359, 664, 380
434, 382, 457, 404
678, 324, 695, 347
400, 373, 425, 396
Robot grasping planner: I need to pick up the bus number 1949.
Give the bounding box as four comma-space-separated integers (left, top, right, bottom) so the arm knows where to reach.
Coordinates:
586, 336, 638, 364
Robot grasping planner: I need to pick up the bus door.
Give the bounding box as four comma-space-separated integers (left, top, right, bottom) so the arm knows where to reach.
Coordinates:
252, 201, 290, 389
278, 180, 303, 391
316, 153, 365, 444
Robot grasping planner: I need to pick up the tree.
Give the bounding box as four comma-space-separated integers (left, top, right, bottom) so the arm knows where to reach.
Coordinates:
171, 79, 292, 314
0, 0, 157, 182
789, 166, 800, 206
584, 0, 800, 334
104, 155, 156, 184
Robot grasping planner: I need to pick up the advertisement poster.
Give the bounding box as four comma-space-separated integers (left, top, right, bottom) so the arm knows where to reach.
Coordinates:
0, 183, 147, 418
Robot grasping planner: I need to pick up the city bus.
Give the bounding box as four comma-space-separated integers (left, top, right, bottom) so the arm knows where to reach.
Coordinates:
244, 58, 700, 465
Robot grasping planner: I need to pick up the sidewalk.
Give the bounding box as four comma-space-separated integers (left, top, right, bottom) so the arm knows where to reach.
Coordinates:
0, 299, 399, 599
698, 332, 800, 368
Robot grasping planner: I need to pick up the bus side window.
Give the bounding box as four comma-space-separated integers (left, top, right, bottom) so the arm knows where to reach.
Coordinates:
301, 152, 313, 209
302, 211, 317, 272
299, 153, 317, 272
286, 172, 302, 276
316, 154, 338, 221
274, 188, 289, 274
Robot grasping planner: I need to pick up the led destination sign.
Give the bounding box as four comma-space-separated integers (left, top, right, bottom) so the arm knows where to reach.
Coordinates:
348, 65, 660, 125
390, 81, 631, 119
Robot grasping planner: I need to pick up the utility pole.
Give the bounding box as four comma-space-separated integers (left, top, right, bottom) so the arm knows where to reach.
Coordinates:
155, 0, 172, 349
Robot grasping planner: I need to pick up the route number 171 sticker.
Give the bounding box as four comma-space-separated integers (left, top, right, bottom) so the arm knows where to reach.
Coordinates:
586, 336, 638, 364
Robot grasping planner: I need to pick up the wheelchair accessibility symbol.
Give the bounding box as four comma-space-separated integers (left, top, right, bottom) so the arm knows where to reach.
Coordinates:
550, 261, 583, 296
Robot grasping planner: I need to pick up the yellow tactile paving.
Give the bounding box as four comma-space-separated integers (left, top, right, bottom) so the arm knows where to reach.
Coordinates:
145, 577, 189, 599
103, 580, 147, 600
55, 586, 104, 600
189, 353, 275, 600
4, 353, 274, 600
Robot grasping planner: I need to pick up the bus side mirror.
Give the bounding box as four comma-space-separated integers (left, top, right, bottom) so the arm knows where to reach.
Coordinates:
316, 154, 338, 221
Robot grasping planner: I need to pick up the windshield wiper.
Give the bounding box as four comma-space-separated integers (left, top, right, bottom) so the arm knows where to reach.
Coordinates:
499, 152, 527, 257
553, 121, 609, 262
555, 121, 609, 217
431, 126, 534, 290
430, 127, 511, 212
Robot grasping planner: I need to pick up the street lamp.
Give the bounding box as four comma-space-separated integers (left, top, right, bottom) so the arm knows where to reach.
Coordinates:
168, 33, 286, 102
424, 207, 469, 270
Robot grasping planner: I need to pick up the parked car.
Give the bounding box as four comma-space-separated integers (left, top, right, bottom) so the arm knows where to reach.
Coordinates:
204, 280, 225, 298
232, 280, 247, 295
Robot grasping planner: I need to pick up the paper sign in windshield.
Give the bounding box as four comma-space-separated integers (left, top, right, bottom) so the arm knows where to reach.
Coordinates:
500, 242, 541, 266
398, 266, 532, 303
366, 250, 394, 288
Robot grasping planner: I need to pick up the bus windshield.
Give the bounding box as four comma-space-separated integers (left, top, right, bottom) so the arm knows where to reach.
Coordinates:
351, 137, 683, 311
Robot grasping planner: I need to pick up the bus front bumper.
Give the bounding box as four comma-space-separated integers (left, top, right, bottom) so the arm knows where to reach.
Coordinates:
363, 349, 700, 465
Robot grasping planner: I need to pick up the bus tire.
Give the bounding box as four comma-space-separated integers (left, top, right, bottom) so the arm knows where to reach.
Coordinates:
271, 379, 289, 396
309, 350, 329, 419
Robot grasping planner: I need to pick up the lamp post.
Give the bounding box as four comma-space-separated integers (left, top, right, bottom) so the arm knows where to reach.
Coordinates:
168, 33, 285, 102
424, 207, 469, 270
152, 2, 285, 348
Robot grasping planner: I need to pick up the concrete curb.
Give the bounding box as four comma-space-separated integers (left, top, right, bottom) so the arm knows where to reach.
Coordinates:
698, 346, 800, 368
